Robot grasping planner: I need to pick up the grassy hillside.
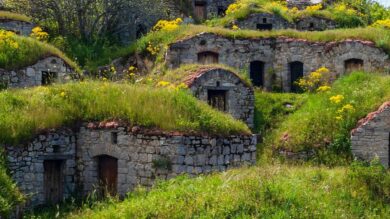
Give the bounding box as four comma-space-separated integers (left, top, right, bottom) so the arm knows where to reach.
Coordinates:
259, 72, 390, 164
31, 163, 389, 218
0, 30, 79, 71
0, 81, 250, 145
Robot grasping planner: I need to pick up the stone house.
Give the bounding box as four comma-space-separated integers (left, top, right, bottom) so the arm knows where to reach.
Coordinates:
5, 121, 257, 207
166, 33, 389, 92
351, 102, 390, 168
0, 56, 76, 88
295, 16, 336, 31
179, 67, 254, 127
191, 0, 234, 20
0, 17, 34, 36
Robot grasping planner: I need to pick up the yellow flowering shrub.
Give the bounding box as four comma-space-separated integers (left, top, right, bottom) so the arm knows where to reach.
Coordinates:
157, 81, 170, 87
305, 4, 322, 13
0, 30, 19, 49
30, 26, 49, 42
147, 42, 160, 56
297, 67, 333, 92
329, 95, 344, 104
232, 24, 239, 30
226, 3, 242, 15
153, 18, 183, 32
317, 85, 331, 92
371, 19, 390, 29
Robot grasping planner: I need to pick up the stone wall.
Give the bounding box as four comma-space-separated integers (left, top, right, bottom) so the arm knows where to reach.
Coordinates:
6, 123, 257, 208
193, 0, 234, 18
0, 20, 34, 36
351, 102, 390, 168
295, 16, 336, 31
78, 124, 256, 197
187, 68, 254, 128
0, 56, 75, 88
235, 13, 290, 30
5, 129, 77, 207
166, 33, 389, 91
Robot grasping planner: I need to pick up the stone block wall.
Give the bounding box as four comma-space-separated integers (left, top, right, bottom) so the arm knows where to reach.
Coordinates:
295, 16, 336, 31
5, 129, 77, 207
166, 33, 389, 91
77, 124, 257, 197
0, 56, 75, 88
0, 20, 34, 36
351, 103, 390, 168
6, 123, 256, 208
235, 13, 290, 30
187, 68, 255, 128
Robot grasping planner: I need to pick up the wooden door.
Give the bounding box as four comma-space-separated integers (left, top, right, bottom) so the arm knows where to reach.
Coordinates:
44, 160, 64, 204
345, 59, 364, 73
198, 52, 219, 64
98, 155, 118, 196
208, 90, 227, 111
250, 61, 265, 87
290, 61, 304, 93
194, 2, 207, 20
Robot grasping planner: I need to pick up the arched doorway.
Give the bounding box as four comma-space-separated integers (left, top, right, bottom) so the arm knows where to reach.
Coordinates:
345, 58, 364, 73
97, 155, 118, 196
250, 61, 265, 87
198, 51, 219, 64
289, 61, 304, 92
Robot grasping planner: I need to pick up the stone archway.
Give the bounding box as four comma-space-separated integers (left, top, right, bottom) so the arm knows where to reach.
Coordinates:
345, 58, 364, 74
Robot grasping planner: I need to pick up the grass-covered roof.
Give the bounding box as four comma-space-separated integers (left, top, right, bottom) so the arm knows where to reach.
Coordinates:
0, 11, 31, 23
0, 31, 80, 71
0, 81, 250, 145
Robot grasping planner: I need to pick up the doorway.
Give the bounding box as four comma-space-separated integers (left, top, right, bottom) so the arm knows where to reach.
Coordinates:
250, 61, 265, 87
98, 155, 118, 196
194, 1, 207, 20
344, 59, 364, 73
44, 160, 64, 204
41, 71, 58, 85
198, 51, 219, 64
289, 61, 304, 92
208, 90, 227, 112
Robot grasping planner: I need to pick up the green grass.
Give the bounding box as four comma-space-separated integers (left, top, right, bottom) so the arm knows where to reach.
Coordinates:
263, 72, 390, 164
0, 33, 80, 71
0, 81, 250, 145
30, 163, 390, 219
0, 11, 31, 23
0, 150, 24, 217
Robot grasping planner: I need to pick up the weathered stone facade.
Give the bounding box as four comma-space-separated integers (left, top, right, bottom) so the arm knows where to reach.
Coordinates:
6, 122, 257, 208
0, 56, 76, 88
235, 13, 290, 31
191, 0, 234, 19
6, 129, 77, 207
183, 67, 254, 128
0, 19, 34, 36
295, 16, 336, 31
351, 102, 390, 168
166, 33, 389, 91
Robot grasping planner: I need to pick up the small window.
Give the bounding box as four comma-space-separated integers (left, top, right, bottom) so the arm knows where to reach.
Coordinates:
309, 23, 314, 28
53, 145, 60, 153
111, 132, 118, 144
208, 90, 227, 112
41, 71, 58, 85
256, 23, 273, 30
216, 81, 221, 87
198, 51, 219, 64
199, 39, 207, 46
217, 6, 226, 16
263, 18, 267, 24
51, 59, 58, 64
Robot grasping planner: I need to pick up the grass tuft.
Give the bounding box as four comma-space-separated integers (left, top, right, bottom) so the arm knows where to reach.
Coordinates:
0, 11, 31, 23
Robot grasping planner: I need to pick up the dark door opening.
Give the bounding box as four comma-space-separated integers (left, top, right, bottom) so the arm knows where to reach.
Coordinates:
198, 51, 219, 64
256, 23, 273, 30
250, 61, 265, 87
42, 71, 58, 85
289, 61, 304, 92
44, 160, 64, 204
217, 6, 226, 16
208, 90, 227, 112
344, 59, 364, 74
98, 155, 118, 196
194, 1, 207, 20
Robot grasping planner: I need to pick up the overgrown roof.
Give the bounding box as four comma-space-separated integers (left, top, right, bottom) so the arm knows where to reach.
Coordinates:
0, 33, 80, 71
0, 11, 31, 23
0, 81, 250, 145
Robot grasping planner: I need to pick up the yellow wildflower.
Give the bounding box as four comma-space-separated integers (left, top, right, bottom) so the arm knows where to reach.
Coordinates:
329, 95, 344, 104
157, 81, 170, 87
232, 25, 239, 31
316, 85, 331, 92
60, 91, 66, 97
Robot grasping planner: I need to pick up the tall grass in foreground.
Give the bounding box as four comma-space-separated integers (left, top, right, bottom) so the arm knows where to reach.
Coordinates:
0, 81, 249, 145
32, 163, 389, 219
265, 72, 390, 164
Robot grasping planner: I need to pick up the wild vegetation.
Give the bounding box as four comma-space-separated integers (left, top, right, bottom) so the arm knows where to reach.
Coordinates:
0, 10, 31, 22
0, 81, 250, 145
29, 162, 390, 218
0, 30, 79, 70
